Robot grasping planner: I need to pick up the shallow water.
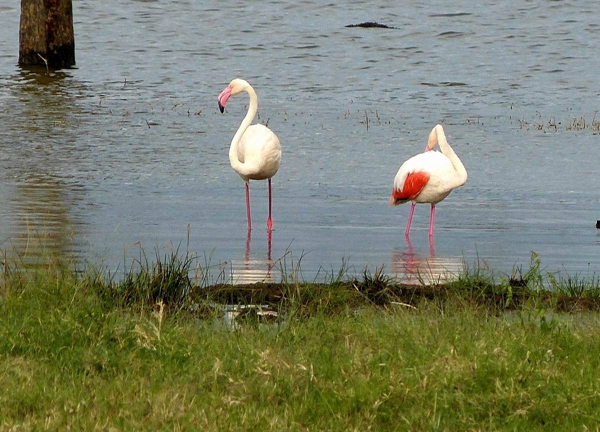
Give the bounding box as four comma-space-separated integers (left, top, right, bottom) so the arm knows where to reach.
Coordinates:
1, 1, 599, 282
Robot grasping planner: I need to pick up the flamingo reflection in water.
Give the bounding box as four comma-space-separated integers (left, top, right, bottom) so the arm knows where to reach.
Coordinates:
391, 237, 463, 285
225, 229, 275, 285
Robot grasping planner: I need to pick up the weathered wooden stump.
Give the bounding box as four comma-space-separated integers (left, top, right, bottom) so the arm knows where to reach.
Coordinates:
19, 0, 75, 69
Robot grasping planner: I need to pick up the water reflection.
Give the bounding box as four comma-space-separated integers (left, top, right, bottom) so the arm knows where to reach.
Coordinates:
0, 68, 85, 265
228, 229, 276, 285
4, 181, 75, 265
391, 237, 463, 285
2, 0, 600, 277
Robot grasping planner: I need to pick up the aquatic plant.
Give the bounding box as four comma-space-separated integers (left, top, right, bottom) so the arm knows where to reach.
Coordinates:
514, 110, 600, 133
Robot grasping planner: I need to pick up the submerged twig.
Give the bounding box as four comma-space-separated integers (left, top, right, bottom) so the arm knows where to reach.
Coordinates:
37, 53, 49, 73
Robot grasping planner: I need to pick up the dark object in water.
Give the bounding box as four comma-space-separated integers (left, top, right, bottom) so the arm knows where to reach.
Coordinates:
596, 220, 600, 229
346, 22, 396, 29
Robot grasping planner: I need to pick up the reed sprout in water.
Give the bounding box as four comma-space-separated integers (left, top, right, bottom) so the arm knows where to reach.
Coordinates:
514, 110, 600, 133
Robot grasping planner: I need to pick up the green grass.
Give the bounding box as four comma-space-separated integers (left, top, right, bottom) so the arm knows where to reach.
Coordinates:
1, 251, 600, 430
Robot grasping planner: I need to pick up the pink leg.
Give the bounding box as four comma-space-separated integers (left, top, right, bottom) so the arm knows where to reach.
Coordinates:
267, 178, 273, 231
405, 202, 416, 238
245, 182, 252, 231
428, 203, 436, 238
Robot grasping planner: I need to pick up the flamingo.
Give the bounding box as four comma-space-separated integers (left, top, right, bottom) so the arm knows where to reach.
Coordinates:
217, 78, 282, 231
390, 124, 467, 238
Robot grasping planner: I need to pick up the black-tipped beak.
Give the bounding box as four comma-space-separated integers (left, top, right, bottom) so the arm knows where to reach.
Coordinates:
218, 102, 225, 113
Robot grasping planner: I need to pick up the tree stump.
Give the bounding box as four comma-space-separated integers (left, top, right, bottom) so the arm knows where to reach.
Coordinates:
19, 0, 75, 69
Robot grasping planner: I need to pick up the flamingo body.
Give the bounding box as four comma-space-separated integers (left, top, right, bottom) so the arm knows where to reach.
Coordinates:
391, 151, 457, 205
218, 78, 282, 231
390, 124, 467, 238
233, 123, 281, 181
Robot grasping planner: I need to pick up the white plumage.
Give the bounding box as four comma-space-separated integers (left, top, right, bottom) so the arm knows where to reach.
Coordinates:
390, 124, 467, 238
218, 78, 282, 231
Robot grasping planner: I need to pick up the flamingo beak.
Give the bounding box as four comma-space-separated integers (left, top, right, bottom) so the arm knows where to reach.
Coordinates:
217, 86, 232, 113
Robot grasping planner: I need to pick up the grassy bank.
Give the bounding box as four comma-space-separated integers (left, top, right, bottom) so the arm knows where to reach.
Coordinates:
1, 251, 600, 430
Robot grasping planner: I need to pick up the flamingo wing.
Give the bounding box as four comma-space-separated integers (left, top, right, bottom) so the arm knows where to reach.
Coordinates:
239, 124, 282, 180
390, 171, 430, 205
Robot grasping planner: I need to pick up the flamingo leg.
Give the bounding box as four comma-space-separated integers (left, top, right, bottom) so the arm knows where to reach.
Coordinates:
245, 182, 252, 231
428, 203, 436, 238
267, 178, 273, 231
405, 202, 416, 238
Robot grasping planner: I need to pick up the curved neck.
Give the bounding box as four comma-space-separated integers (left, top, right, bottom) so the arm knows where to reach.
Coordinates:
434, 125, 468, 184
229, 86, 258, 177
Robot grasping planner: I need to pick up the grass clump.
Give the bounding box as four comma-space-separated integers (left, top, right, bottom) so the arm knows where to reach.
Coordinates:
1, 250, 600, 430
84, 246, 196, 309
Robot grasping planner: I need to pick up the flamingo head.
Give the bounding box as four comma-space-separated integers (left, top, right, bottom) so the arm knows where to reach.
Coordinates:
217, 78, 250, 113
425, 124, 444, 151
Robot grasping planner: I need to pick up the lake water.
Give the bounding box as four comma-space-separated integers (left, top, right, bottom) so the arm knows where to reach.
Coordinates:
1, 1, 599, 284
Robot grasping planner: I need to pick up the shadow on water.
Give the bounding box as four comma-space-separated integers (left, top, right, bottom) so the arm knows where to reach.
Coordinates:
390, 237, 463, 285
0, 67, 87, 267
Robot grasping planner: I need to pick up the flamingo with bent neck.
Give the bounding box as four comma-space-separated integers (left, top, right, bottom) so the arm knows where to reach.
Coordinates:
390, 124, 467, 238
217, 78, 282, 232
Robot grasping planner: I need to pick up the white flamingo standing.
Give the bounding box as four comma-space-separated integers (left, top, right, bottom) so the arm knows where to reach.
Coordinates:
217, 79, 282, 232
390, 124, 467, 238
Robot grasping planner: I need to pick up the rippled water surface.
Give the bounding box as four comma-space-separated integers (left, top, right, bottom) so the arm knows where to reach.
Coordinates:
1, 1, 599, 282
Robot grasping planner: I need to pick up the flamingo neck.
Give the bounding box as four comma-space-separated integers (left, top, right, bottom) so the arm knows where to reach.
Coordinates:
435, 126, 468, 185
229, 86, 258, 178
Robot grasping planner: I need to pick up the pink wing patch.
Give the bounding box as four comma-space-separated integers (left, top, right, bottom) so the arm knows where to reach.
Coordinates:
391, 171, 430, 205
